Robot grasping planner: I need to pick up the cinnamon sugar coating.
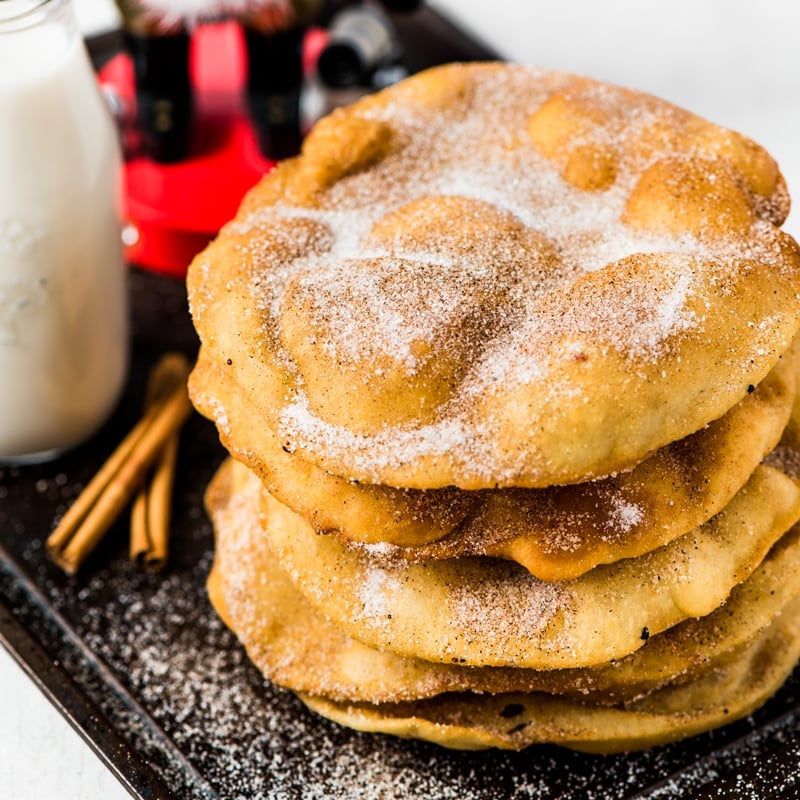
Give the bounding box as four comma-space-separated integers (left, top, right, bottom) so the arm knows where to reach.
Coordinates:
188, 63, 800, 490
256, 462, 800, 670
191, 344, 796, 580
206, 458, 800, 752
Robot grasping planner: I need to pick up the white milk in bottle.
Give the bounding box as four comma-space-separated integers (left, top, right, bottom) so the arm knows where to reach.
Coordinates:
0, 0, 128, 462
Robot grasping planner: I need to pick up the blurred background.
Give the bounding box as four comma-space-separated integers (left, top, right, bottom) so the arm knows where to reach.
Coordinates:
74, 0, 800, 239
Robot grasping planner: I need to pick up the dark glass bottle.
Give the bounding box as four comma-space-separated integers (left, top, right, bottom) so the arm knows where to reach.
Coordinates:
125, 29, 192, 163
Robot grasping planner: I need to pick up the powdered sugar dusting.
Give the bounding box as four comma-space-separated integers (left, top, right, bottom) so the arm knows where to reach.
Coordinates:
280, 395, 481, 482
358, 565, 403, 622
197, 392, 231, 437
649, 272, 695, 348
608, 494, 644, 533
447, 565, 564, 644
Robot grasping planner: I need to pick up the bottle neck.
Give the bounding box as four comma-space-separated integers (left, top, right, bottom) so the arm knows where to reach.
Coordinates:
0, 0, 78, 73
0, 0, 74, 35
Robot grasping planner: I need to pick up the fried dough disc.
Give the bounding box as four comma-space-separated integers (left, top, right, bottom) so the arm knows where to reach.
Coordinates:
187, 63, 800, 490
258, 461, 800, 670
192, 345, 796, 580
206, 458, 800, 705
298, 604, 800, 753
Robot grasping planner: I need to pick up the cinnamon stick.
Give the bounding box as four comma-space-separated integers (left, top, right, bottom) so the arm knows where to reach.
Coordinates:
130, 353, 188, 570
47, 353, 192, 574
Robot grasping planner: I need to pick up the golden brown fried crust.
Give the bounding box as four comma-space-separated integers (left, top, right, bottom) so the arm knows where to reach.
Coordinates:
191, 345, 797, 579
188, 63, 800, 490
206, 458, 800, 751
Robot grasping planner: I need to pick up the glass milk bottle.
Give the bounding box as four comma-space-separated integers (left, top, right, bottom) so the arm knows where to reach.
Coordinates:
0, 0, 128, 463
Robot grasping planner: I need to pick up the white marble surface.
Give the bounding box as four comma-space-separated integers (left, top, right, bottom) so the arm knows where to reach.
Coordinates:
3, 1, 800, 797
0, 645, 130, 799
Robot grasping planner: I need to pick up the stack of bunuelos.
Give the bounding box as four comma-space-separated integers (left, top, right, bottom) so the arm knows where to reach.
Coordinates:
187, 63, 800, 753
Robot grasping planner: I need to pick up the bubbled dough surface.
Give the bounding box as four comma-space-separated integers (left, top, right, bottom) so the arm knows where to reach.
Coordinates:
206, 458, 800, 707
258, 462, 800, 670
192, 342, 796, 580
187, 63, 800, 490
